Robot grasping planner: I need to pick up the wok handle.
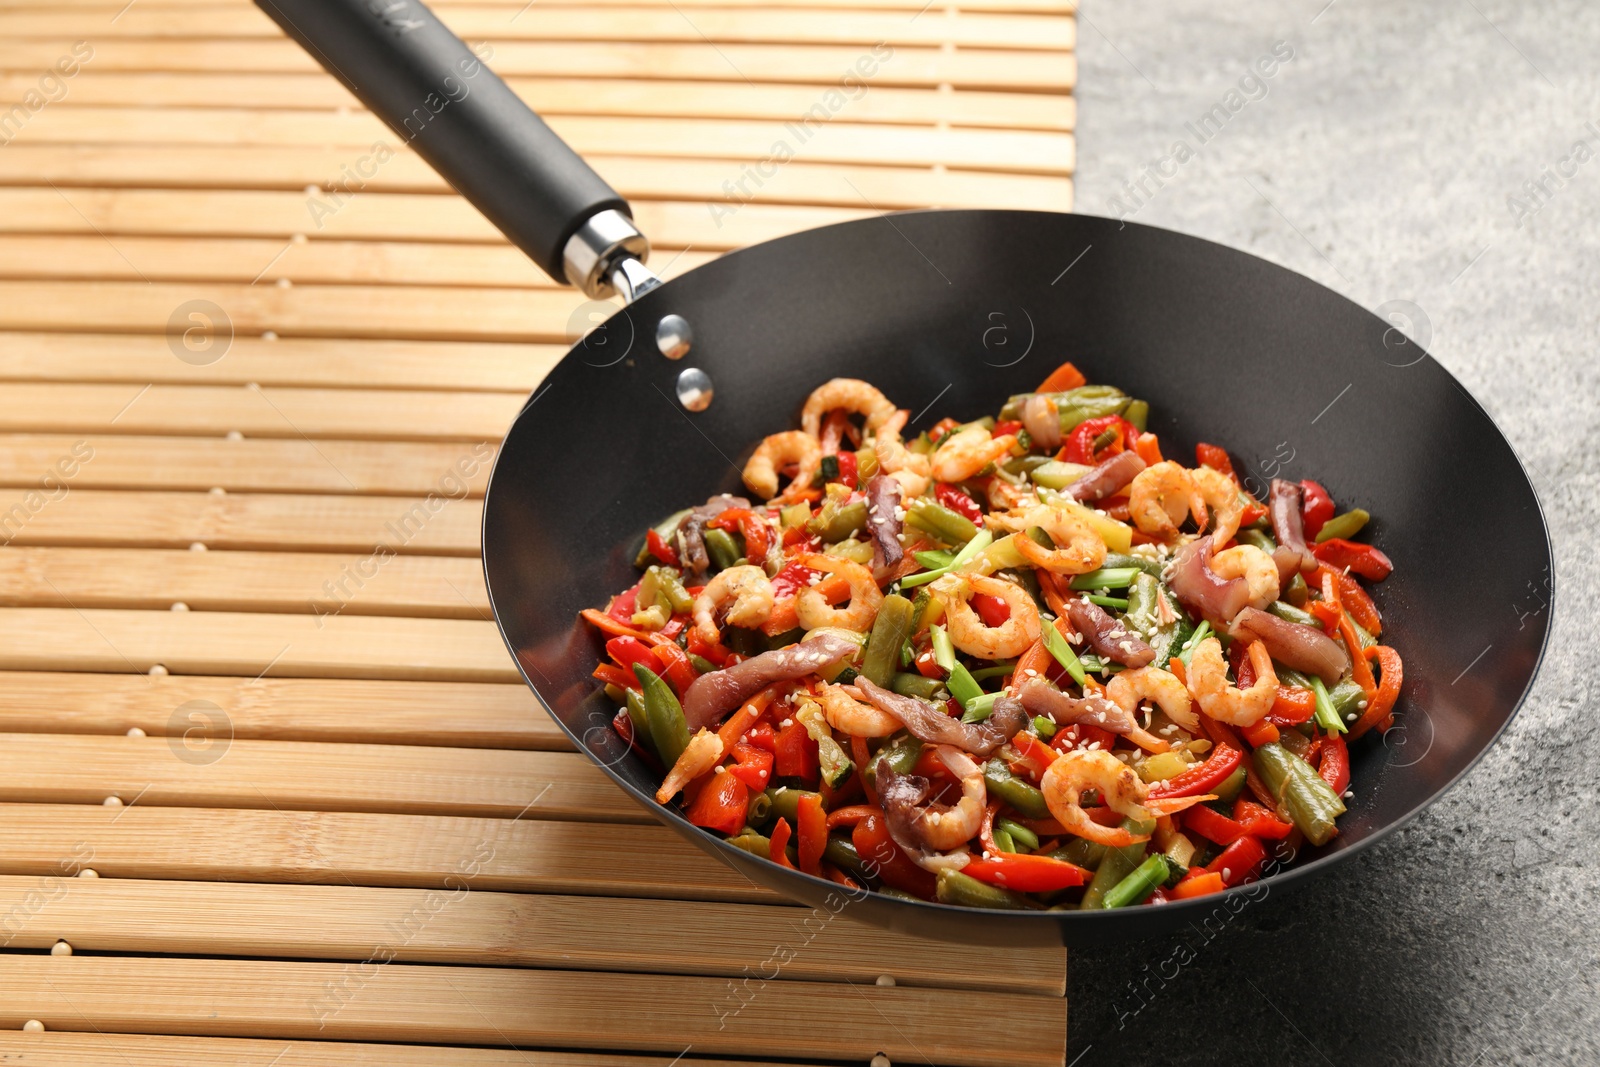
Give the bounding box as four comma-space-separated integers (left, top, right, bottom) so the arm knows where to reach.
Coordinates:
256, 0, 649, 297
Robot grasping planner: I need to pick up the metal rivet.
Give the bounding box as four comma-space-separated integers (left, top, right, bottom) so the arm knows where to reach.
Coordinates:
655, 314, 692, 360
675, 367, 713, 411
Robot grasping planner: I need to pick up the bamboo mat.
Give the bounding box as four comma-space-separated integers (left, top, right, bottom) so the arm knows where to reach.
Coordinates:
0, 0, 1074, 1063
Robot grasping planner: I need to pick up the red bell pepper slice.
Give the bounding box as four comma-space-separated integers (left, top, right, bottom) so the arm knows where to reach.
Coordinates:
1052, 722, 1116, 753
1349, 645, 1403, 740
768, 816, 796, 869
913, 646, 944, 680
1299, 479, 1335, 540
592, 662, 641, 691
1268, 685, 1317, 725
708, 508, 771, 563
685, 770, 749, 835
1319, 733, 1351, 795
934, 482, 984, 523
1133, 432, 1164, 465
1312, 538, 1393, 581
970, 591, 1011, 627
773, 720, 820, 783
1062, 415, 1137, 465
1324, 565, 1382, 634
769, 559, 819, 600
1232, 797, 1293, 840
796, 793, 827, 876
1194, 442, 1236, 480
745, 721, 777, 752
1148, 744, 1243, 800
725, 741, 774, 791
685, 626, 730, 668
827, 450, 858, 489
1036, 360, 1086, 392
993, 419, 1023, 438
645, 529, 680, 567
962, 853, 1090, 893
605, 582, 641, 622
606, 636, 656, 674
852, 811, 936, 898
1206, 835, 1268, 886
650, 641, 699, 697
1184, 803, 1245, 845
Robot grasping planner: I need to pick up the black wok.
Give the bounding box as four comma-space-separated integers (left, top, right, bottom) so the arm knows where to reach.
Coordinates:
260, 0, 1553, 946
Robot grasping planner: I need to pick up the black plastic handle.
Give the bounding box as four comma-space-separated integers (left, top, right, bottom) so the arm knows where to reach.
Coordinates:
257, 0, 630, 284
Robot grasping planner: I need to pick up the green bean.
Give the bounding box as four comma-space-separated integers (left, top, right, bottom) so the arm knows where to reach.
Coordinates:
745, 790, 773, 826
725, 831, 771, 860
936, 869, 1036, 910
992, 828, 1017, 853
969, 661, 1018, 681
1309, 676, 1347, 735
862, 735, 922, 789
702, 527, 741, 572
1070, 567, 1141, 591
764, 627, 805, 651
1275, 665, 1315, 690
807, 499, 869, 543
1103, 854, 1172, 909
907, 588, 931, 633
1254, 742, 1346, 846
1054, 385, 1130, 432
723, 626, 767, 659
878, 887, 925, 902
1236, 528, 1276, 553
623, 688, 651, 751
1123, 398, 1150, 432
996, 817, 1039, 851
984, 758, 1050, 819
890, 672, 947, 701
1284, 571, 1310, 607
1346, 613, 1377, 649
687, 654, 720, 674
1101, 552, 1164, 577
905, 500, 978, 545
1328, 676, 1367, 721
861, 594, 914, 688
1314, 508, 1370, 543
1003, 454, 1054, 476
1049, 837, 1107, 871
1078, 817, 1156, 910
763, 787, 821, 825
1269, 600, 1319, 628
823, 834, 869, 879
632, 664, 690, 767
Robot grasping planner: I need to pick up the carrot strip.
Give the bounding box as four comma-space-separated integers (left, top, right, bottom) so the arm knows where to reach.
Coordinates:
1145, 793, 1218, 816
1169, 870, 1226, 899
1037, 360, 1087, 392
716, 688, 775, 751
1134, 432, 1164, 465
825, 804, 879, 830
580, 608, 669, 645
1349, 645, 1403, 739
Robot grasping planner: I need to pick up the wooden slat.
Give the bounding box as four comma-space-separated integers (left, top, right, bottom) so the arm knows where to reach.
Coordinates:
0, 957, 1065, 1067
0, 188, 867, 253
0, 608, 517, 680
0, 383, 518, 440
0, 6, 1077, 50
0, 1033, 822, 1067
0, 672, 561, 748
0, 40, 1078, 92
19, 0, 1078, 11
5, 107, 1074, 174
0, 734, 632, 819
0, 148, 1072, 213
0, 546, 492, 618
0, 332, 554, 391
0, 877, 1064, 995
0, 435, 497, 496
0, 71, 1076, 129
0, 489, 483, 553
0, 804, 771, 900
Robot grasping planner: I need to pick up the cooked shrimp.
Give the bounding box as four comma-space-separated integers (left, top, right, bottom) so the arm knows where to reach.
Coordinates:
1186, 637, 1278, 727
1106, 664, 1199, 732
1209, 544, 1280, 612
1192, 465, 1246, 547
818, 681, 899, 738
912, 745, 988, 851
928, 425, 1018, 483
929, 573, 1041, 659
692, 565, 775, 645
795, 554, 883, 632
873, 411, 932, 499
742, 431, 821, 501
800, 378, 897, 438
1041, 748, 1154, 848
1128, 461, 1207, 539
1011, 504, 1107, 576
654, 728, 724, 803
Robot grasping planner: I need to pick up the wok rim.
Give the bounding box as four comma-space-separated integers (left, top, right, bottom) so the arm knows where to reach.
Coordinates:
480, 208, 1555, 938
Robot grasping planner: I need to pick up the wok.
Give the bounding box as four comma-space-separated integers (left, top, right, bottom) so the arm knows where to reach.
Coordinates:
259, 0, 1552, 946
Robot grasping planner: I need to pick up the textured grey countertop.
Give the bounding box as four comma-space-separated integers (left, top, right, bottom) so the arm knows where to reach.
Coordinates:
1070, 2, 1596, 1063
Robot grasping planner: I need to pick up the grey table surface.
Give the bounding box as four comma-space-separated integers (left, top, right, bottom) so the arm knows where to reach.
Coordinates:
1069, 2, 1597, 1064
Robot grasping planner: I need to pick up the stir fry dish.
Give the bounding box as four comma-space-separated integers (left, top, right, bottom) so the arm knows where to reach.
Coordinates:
580, 364, 1403, 910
